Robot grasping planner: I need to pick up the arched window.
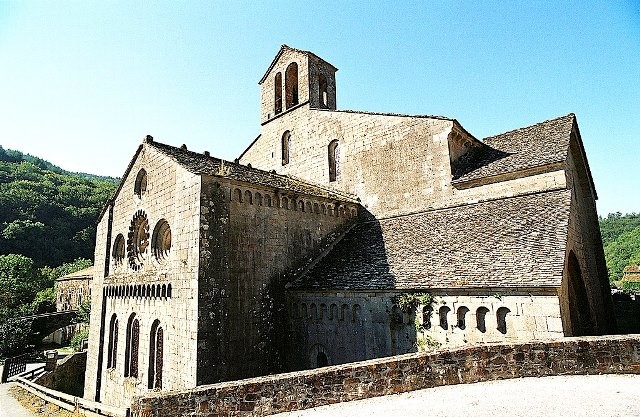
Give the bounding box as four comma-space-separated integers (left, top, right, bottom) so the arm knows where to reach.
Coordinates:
352, 304, 361, 322
281, 131, 291, 166
274, 72, 283, 115
457, 306, 470, 330
124, 313, 139, 378
112, 234, 125, 267
318, 73, 328, 108
285, 62, 299, 109
328, 140, 340, 182
107, 314, 118, 369
476, 307, 489, 333
422, 306, 433, 330
329, 304, 338, 320
152, 220, 171, 264
148, 319, 163, 389
134, 169, 147, 197
497, 307, 510, 334
439, 306, 451, 330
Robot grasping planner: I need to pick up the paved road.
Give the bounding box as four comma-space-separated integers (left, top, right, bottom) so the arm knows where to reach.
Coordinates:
0, 382, 36, 417
274, 374, 640, 417
0, 363, 45, 417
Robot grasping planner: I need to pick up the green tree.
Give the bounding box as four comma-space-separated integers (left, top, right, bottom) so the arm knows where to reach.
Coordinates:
604, 226, 640, 282
0, 254, 44, 309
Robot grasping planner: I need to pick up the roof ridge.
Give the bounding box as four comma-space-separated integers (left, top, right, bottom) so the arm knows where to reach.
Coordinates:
328, 109, 453, 121
148, 139, 359, 202
484, 113, 575, 141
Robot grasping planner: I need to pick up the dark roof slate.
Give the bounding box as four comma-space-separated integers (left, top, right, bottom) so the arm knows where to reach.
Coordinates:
288, 190, 571, 291
148, 140, 358, 202
453, 114, 575, 184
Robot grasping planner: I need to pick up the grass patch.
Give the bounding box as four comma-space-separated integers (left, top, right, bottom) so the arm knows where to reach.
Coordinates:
8, 385, 82, 417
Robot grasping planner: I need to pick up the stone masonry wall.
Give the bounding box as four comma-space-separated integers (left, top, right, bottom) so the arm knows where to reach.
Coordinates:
241, 106, 568, 220
86, 143, 203, 408
260, 48, 310, 124
37, 352, 87, 397
131, 335, 640, 417
196, 176, 358, 384
286, 290, 564, 371
561, 131, 615, 335
56, 277, 91, 312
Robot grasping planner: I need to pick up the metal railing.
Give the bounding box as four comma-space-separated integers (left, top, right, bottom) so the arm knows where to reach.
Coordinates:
1, 353, 28, 382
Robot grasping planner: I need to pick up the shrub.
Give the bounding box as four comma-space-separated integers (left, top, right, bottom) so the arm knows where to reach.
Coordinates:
70, 328, 88, 352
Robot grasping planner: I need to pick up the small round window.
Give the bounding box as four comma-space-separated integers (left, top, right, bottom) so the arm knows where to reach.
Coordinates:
134, 169, 147, 198
152, 219, 171, 263
112, 234, 125, 267
127, 210, 149, 270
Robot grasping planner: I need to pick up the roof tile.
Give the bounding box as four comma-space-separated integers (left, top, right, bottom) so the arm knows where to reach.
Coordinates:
288, 190, 572, 290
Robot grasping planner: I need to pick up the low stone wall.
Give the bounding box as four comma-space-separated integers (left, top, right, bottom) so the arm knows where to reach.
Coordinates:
132, 335, 640, 417
36, 351, 86, 397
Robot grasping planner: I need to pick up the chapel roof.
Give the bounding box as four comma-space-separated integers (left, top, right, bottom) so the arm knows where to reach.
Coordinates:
148, 140, 358, 203
287, 189, 571, 291
452, 113, 576, 184
57, 266, 94, 282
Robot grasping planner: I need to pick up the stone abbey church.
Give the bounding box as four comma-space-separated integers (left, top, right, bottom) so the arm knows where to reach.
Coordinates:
85, 45, 615, 407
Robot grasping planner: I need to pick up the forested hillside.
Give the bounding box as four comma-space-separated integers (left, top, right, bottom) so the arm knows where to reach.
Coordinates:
599, 212, 640, 284
0, 145, 118, 267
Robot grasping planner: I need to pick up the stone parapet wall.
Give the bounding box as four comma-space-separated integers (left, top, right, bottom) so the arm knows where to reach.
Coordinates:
132, 335, 640, 417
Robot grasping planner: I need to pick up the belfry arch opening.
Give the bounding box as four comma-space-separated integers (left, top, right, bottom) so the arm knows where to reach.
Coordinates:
285, 62, 299, 109
318, 73, 328, 108
567, 250, 594, 336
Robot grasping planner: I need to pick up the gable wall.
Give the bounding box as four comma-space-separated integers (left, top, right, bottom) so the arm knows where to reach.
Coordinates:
560, 133, 615, 335
196, 176, 358, 384
85, 145, 202, 407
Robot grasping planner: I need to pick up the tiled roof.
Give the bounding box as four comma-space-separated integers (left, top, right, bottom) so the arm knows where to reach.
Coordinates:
148, 140, 358, 202
623, 265, 640, 273
57, 266, 94, 282
453, 114, 575, 183
288, 190, 571, 291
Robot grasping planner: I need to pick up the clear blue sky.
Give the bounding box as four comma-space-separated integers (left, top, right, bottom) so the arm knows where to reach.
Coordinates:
0, 1, 638, 216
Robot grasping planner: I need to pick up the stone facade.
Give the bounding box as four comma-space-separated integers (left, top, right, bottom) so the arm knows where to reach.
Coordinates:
56, 266, 93, 312
84, 44, 614, 410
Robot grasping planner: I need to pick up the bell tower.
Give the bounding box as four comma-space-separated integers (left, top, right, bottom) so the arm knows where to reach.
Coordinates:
259, 45, 337, 124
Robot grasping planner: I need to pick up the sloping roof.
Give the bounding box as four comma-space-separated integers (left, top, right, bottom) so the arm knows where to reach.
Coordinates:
453, 114, 575, 184
259, 44, 338, 85
148, 140, 358, 202
57, 266, 94, 282
287, 190, 572, 291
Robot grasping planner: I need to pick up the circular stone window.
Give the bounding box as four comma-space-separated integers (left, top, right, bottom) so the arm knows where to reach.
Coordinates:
127, 210, 150, 270
134, 169, 147, 198
152, 219, 172, 263
112, 234, 125, 267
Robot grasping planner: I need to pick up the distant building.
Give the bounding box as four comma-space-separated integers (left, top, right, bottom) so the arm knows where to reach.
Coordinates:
84, 45, 615, 408
622, 265, 640, 283
56, 266, 93, 312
